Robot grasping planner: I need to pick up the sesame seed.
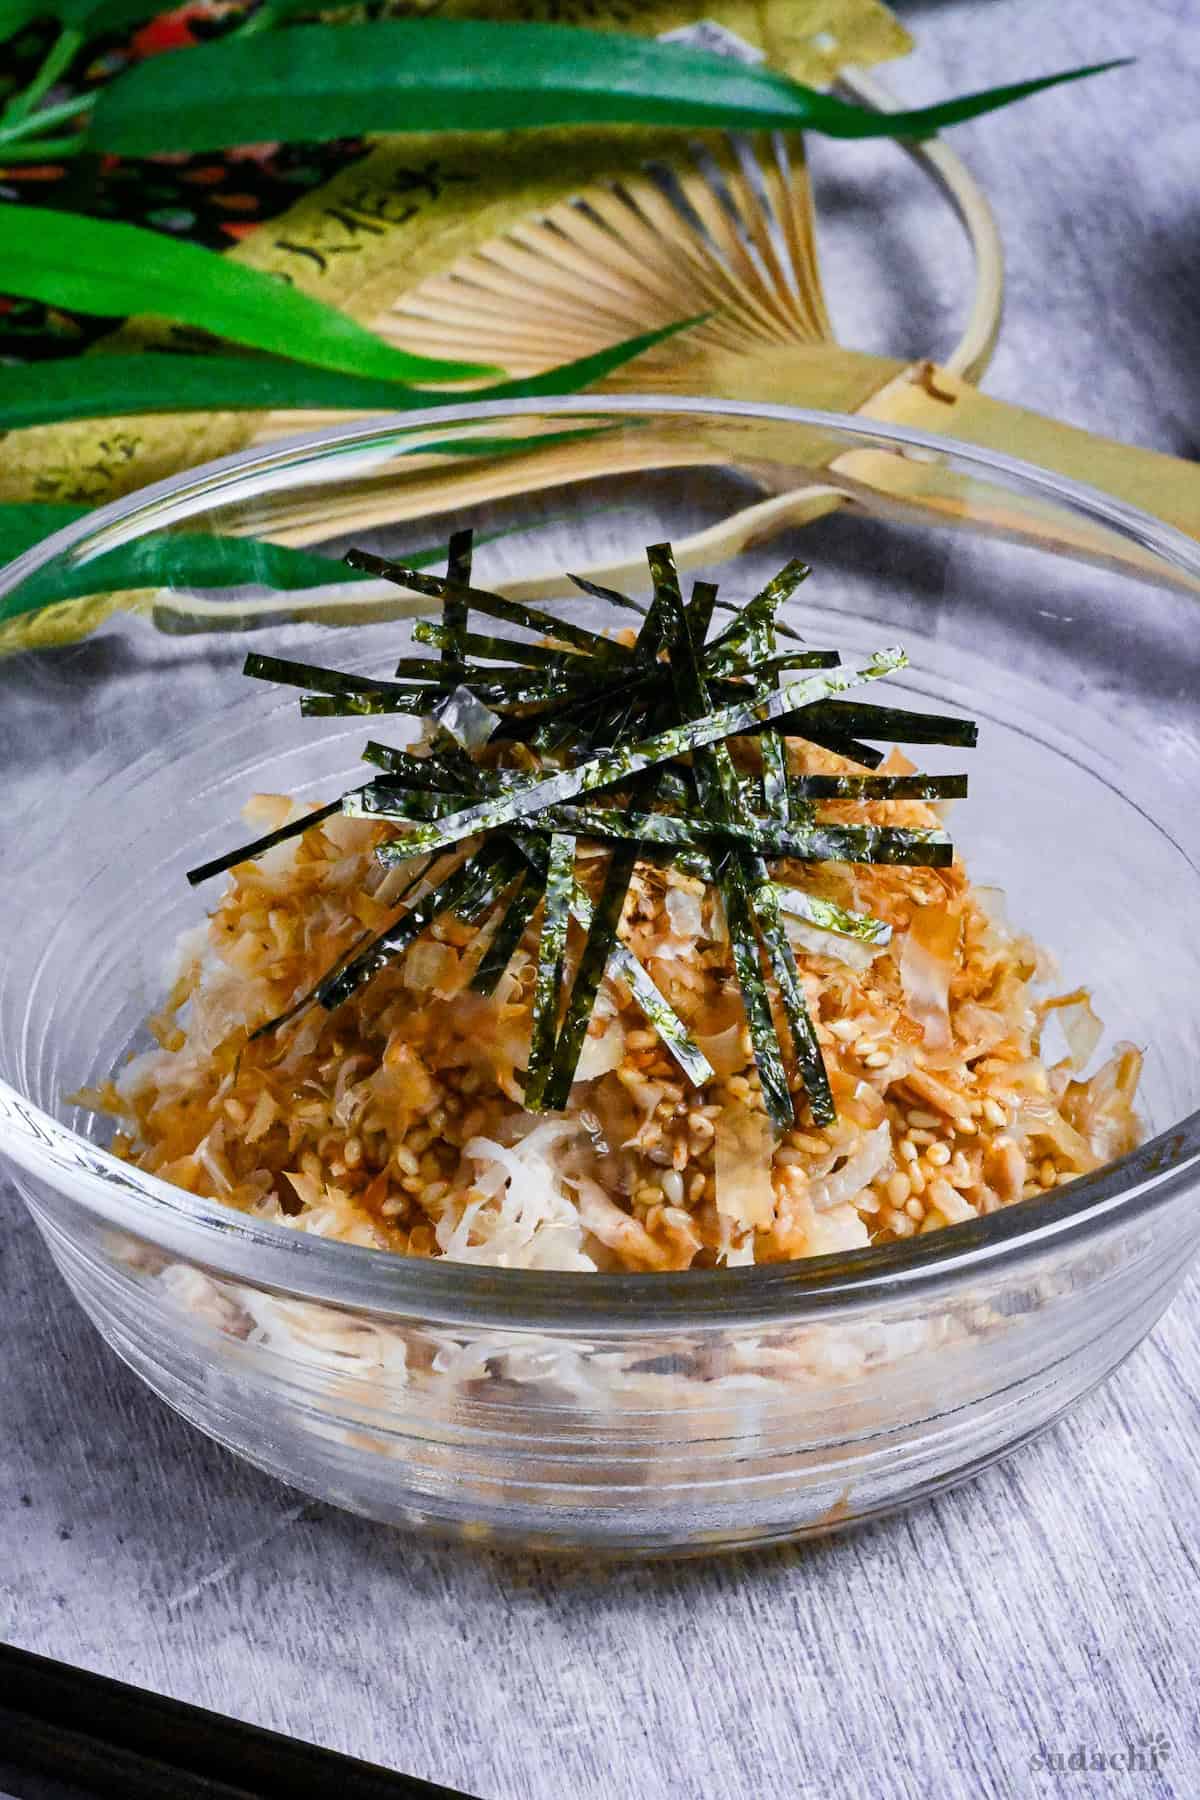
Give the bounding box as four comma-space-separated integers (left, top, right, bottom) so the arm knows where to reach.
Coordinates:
927, 1141, 951, 1167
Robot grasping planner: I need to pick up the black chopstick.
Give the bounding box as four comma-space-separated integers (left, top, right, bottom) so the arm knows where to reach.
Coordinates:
0, 1641, 481, 1800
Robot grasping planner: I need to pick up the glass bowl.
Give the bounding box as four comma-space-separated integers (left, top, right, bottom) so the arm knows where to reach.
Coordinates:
2, 397, 1200, 1558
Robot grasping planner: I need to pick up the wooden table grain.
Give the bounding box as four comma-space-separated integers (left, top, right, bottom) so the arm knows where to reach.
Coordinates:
3, 4, 1199, 1796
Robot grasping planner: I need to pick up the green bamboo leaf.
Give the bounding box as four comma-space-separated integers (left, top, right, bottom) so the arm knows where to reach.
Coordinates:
0, 0, 45, 45
0, 205, 495, 382
0, 505, 516, 624
87, 20, 1128, 156
0, 522, 372, 625
59, 0, 166, 30
0, 504, 579, 644
0, 317, 696, 431
0, 502, 88, 566
0, 0, 162, 39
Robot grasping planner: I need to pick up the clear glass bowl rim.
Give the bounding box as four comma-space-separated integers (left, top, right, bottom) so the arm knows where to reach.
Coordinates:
3, 393, 1200, 1332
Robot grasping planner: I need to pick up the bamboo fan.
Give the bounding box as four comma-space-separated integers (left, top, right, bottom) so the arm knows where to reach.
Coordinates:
222, 67, 1198, 599
233, 72, 998, 545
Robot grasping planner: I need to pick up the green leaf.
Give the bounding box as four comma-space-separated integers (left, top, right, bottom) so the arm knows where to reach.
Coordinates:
0, 317, 696, 431
0, 0, 163, 38
60, 0, 169, 28
0, 502, 89, 566
0, 205, 494, 383
86, 20, 1128, 155
0, 0, 46, 46
0, 522, 372, 625
0, 504, 525, 626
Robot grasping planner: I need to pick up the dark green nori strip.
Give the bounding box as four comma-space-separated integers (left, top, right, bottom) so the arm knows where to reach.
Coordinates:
457, 842, 528, 924
714, 853, 795, 1127
186, 796, 344, 886
530, 806, 951, 865
471, 873, 541, 995
662, 554, 836, 1126
541, 843, 638, 1111
703, 559, 809, 675
772, 699, 978, 746
788, 772, 969, 800
231, 541, 963, 1113
300, 688, 441, 719
314, 843, 510, 1013
686, 578, 719, 645
361, 743, 461, 789
748, 866, 835, 1126
777, 726, 885, 769
369, 652, 902, 860
249, 850, 450, 1038
566, 572, 648, 615
743, 649, 840, 676
523, 832, 577, 1109
241, 651, 412, 701
566, 568, 811, 643
351, 785, 452, 821
653, 546, 797, 1127
343, 548, 633, 665
413, 621, 593, 671
302, 668, 587, 715
438, 527, 472, 681
759, 727, 790, 825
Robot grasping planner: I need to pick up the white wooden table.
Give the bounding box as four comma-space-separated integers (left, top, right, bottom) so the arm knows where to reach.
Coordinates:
4, 4, 1199, 1795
